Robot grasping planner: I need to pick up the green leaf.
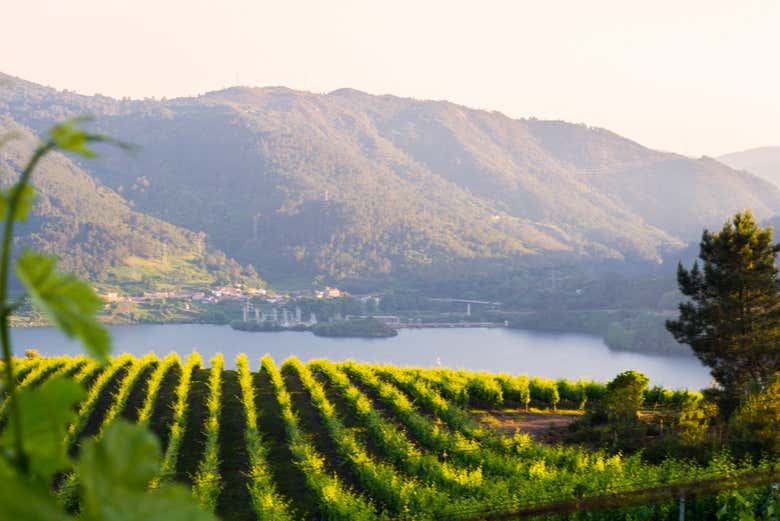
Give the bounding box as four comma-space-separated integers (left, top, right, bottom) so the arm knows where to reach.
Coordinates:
77, 421, 216, 521
0, 458, 71, 521
12, 185, 35, 222
15, 250, 110, 360
49, 120, 97, 158
48, 119, 134, 159
0, 185, 35, 222
0, 376, 85, 484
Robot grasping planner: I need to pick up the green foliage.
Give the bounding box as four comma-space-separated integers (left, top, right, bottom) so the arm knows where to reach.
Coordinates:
530, 377, 560, 410
235, 355, 294, 521
676, 393, 716, 447
262, 355, 378, 521
667, 211, 780, 412
557, 379, 589, 410
64, 355, 133, 448
77, 420, 214, 521
496, 374, 531, 409
0, 184, 35, 222
0, 356, 85, 422
312, 360, 483, 494
605, 370, 649, 422
730, 374, 780, 455
288, 358, 457, 517
15, 250, 110, 360
192, 355, 223, 511
137, 354, 180, 426
5, 353, 780, 519
311, 318, 397, 338
467, 372, 504, 407
99, 354, 157, 436
1, 376, 84, 485
155, 352, 202, 485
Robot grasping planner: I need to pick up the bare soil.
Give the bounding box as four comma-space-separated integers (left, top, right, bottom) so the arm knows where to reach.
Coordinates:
472, 409, 581, 442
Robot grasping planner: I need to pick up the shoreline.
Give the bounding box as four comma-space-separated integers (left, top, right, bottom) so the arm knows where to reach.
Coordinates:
7, 322, 697, 359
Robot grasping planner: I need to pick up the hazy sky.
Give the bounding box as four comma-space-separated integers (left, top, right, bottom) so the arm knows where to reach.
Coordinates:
2, 0, 778, 156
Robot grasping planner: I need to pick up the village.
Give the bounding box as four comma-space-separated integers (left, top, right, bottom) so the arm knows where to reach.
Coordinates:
101, 285, 344, 306
94, 284, 503, 332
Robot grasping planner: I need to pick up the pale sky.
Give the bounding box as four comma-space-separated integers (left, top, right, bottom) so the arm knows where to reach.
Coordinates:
2, 0, 779, 156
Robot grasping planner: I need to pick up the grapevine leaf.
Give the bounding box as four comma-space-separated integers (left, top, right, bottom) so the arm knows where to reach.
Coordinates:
0, 185, 35, 222
77, 421, 216, 521
15, 250, 110, 360
0, 458, 71, 521
49, 120, 97, 158
1, 376, 85, 484
48, 119, 134, 158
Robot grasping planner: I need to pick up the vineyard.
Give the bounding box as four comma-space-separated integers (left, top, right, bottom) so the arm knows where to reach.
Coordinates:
5, 354, 777, 520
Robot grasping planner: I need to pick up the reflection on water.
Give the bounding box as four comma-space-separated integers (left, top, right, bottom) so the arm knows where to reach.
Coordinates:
11, 324, 711, 389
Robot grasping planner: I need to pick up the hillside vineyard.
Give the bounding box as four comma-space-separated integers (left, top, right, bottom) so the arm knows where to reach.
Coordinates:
1, 355, 762, 520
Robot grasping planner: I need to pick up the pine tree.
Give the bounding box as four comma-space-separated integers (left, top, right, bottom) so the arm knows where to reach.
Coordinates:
666, 211, 780, 412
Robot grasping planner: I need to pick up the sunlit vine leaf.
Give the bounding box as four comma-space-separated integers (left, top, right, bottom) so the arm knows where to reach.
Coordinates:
15, 250, 110, 360
0, 376, 85, 484
77, 421, 217, 521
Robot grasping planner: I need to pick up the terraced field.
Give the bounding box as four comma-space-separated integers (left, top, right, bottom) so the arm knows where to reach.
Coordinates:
2, 355, 765, 520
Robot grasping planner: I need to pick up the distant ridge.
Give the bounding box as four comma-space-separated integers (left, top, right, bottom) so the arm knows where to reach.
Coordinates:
718, 146, 780, 189
2, 71, 779, 285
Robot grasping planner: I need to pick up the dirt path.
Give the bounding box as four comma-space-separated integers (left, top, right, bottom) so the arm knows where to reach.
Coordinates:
472, 409, 581, 441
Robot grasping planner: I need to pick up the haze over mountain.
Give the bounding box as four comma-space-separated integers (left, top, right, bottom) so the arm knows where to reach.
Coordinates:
2, 71, 779, 287
718, 147, 780, 190
0, 117, 260, 290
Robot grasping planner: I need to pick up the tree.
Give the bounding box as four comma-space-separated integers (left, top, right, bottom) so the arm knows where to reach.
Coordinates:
605, 370, 649, 422
666, 212, 780, 412
729, 374, 780, 455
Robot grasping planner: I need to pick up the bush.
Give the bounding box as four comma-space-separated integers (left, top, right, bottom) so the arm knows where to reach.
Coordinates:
730, 374, 780, 456
557, 379, 588, 409
496, 375, 531, 409
605, 370, 649, 422
583, 381, 608, 403
676, 393, 715, 447
530, 377, 560, 410
467, 373, 504, 407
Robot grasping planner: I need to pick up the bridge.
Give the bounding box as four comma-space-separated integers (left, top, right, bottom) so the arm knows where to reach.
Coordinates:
428, 298, 502, 306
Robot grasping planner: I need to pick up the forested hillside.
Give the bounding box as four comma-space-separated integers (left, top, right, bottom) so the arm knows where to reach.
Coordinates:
3, 72, 779, 285
0, 116, 261, 290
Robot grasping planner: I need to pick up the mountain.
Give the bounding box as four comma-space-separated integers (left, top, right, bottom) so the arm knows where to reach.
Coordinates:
2, 72, 779, 286
718, 147, 780, 189
0, 116, 262, 292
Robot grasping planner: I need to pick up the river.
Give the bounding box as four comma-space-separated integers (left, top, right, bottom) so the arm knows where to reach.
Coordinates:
10, 324, 711, 389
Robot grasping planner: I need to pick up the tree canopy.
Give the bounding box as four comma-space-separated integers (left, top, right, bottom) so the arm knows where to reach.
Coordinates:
667, 211, 780, 410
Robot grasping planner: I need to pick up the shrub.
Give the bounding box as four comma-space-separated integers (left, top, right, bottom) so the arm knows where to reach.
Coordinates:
730, 374, 780, 456
530, 377, 560, 410
605, 370, 649, 423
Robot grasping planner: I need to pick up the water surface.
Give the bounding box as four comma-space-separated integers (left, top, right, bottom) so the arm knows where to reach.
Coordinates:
11, 324, 711, 389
